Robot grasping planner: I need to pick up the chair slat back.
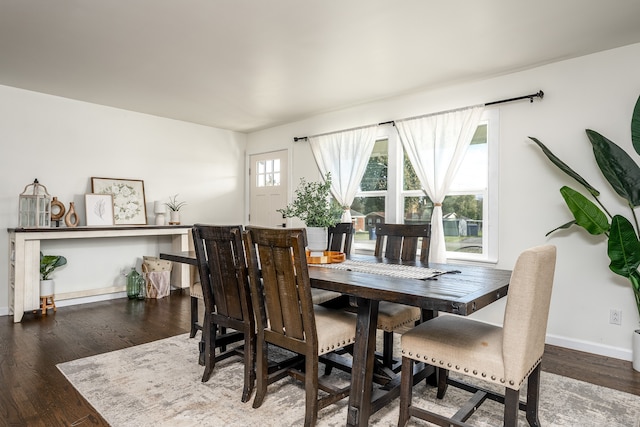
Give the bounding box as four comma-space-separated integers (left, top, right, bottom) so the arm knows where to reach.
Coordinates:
374, 223, 431, 263
244, 227, 317, 348
327, 222, 354, 254
192, 224, 251, 322
502, 245, 556, 383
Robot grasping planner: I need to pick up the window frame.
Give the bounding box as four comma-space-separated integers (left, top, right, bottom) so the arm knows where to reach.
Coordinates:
352, 109, 499, 264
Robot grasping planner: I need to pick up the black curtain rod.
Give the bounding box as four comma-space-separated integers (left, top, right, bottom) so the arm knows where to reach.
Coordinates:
293, 90, 544, 142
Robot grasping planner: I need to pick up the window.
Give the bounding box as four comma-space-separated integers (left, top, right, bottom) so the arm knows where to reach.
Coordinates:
350, 110, 498, 262
255, 159, 281, 187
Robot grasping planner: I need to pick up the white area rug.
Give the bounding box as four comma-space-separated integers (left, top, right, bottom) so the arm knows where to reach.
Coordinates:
57, 334, 640, 426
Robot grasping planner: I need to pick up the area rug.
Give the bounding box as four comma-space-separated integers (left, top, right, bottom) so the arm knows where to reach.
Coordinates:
57, 334, 640, 426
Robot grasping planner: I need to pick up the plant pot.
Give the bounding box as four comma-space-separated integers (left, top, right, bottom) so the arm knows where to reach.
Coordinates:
305, 226, 328, 256
633, 329, 640, 372
169, 211, 180, 225
40, 279, 55, 297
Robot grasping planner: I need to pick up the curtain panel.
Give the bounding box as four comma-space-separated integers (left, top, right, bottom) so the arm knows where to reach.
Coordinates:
309, 125, 378, 222
396, 106, 484, 263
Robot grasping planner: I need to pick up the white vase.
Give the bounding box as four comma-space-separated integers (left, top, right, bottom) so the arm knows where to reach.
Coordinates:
633, 329, 640, 372
40, 279, 55, 296
305, 226, 328, 256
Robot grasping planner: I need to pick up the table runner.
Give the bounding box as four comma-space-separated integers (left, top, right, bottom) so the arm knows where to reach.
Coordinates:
312, 259, 448, 280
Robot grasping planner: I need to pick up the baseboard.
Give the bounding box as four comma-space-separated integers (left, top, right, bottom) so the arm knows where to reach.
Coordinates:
55, 292, 128, 308
546, 333, 633, 362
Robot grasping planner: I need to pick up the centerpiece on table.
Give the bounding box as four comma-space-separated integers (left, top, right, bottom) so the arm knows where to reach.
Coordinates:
277, 172, 342, 256
529, 93, 640, 371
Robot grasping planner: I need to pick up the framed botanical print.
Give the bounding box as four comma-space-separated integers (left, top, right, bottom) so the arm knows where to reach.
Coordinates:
85, 194, 114, 226
91, 177, 147, 225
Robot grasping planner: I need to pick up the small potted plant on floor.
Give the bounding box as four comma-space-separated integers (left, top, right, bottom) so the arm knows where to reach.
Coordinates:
277, 172, 342, 254
40, 252, 67, 297
165, 194, 186, 225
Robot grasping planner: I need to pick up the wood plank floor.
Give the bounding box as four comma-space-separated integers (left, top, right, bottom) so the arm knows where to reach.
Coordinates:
1, 292, 638, 426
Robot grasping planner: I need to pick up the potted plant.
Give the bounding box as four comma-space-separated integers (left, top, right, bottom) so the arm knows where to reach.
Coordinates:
165, 194, 186, 225
277, 172, 342, 253
40, 252, 67, 297
529, 93, 640, 371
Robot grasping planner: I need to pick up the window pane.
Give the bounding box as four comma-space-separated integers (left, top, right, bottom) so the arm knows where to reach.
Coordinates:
274, 159, 280, 172
403, 151, 422, 191
266, 160, 273, 173
257, 174, 265, 187
406, 194, 484, 254
273, 172, 280, 186
403, 196, 431, 224
450, 124, 487, 192
257, 161, 265, 174
360, 139, 388, 191
351, 196, 386, 248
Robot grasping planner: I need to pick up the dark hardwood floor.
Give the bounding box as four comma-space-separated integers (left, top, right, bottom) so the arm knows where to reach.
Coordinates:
1, 292, 638, 426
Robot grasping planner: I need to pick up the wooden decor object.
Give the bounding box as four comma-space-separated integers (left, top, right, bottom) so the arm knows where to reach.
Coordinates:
64, 202, 79, 227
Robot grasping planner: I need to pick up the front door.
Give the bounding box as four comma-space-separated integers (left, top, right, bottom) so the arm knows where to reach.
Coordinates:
249, 150, 288, 227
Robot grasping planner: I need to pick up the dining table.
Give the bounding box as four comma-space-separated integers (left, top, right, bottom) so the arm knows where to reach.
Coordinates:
160, 250, 512, 427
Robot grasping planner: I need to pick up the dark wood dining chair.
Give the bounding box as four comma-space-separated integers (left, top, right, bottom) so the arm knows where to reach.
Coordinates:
243, 226, 357, 427
192, 224, 255, 402
373, 223, 431, 369
398, 245, 556, 427
311, 222, 355, 305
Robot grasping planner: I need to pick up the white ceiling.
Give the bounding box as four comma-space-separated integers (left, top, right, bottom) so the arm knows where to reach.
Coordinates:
2, 1, 640, 133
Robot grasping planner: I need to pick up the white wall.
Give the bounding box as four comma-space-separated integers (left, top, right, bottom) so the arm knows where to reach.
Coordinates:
0, 85, 246, 312
247, 42, 640, 361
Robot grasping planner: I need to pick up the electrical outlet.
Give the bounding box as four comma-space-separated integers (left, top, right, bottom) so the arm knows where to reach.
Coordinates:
610, 308, 622, 325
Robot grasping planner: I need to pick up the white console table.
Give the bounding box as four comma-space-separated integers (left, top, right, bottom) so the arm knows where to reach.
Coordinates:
7, 225, 192, 322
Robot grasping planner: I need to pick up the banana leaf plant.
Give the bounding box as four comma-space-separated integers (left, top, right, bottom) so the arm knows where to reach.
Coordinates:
529, 94, 640, 324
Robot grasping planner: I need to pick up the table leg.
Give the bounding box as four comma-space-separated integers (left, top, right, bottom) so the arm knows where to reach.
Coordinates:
347, 297, 378, 427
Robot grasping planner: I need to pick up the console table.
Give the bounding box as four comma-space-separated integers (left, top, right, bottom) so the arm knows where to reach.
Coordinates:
7, 225, 192, 323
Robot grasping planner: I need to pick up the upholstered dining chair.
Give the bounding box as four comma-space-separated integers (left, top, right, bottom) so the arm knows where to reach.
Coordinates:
373, 223, 431, 369
398, 245, 557, 427
243, 226, 357, 427
192, 224, 255, 402
311, 222, 355, 305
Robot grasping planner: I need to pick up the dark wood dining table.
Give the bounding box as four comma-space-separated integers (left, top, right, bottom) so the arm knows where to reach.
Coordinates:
160, 250, 512, 427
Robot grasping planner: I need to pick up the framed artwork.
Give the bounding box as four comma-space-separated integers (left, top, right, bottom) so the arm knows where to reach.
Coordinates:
91, 177, 147, 225
85, 194, 114, 226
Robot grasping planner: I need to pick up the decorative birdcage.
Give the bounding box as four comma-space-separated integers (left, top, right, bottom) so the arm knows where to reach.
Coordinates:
18, 179, 51, 228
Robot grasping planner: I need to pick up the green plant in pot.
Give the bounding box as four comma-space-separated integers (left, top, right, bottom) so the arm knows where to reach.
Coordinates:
277, 172, 342, 253
40, 251, 67, 297
165, 194, 186, 225
529, 93, 640, 371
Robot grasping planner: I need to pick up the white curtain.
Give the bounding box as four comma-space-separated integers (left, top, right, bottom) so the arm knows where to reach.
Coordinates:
309, 125, 378, 222
396, 106, 484, 263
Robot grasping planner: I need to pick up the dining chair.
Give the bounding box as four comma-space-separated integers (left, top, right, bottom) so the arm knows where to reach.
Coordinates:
311, 222, 355, 305
192, 224, 255, 402
373, 223, 431, 369
398, 245, 557, 427
243, 226, 357, 427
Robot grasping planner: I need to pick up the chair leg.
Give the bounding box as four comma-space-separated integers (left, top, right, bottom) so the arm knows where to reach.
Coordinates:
201, 316, 217, 382
526, 364, 542, 427
504, 387, 520, 427
397, 356, 413, 427
304, 355, 319, 427
382, 331, 394, 368
241, 328, 256, 403
252, 337, 268, 409
436, 367, 449, 399
190, 296, 199, 338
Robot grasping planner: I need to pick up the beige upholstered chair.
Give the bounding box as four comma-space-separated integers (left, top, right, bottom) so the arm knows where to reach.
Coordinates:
398, 245, 557, 427
311, 222, 354, 305
374, 223, 431, 369
188, 265, 204, 338
244, 226, 356, 427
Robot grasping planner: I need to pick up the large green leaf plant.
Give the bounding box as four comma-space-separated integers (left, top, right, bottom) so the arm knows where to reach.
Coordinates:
529, 94, 640, 324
